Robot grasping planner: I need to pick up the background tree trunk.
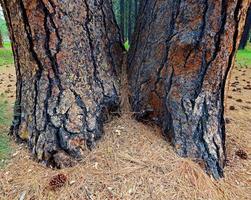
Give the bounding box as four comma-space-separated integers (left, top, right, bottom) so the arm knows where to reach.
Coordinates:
128, 0, 250, 178
1, 0, 124, 167
239, 6, 251, 49
128, 0, 133, 43
0, 31, 3, 48
120, 0, 125, 41
134, 0, 138, 21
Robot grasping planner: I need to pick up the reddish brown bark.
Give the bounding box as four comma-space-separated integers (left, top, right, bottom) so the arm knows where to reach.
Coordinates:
1, 0, 124, 167
0, 31, 3, 48
128, 0, 250, 178
1, 0, 250, 179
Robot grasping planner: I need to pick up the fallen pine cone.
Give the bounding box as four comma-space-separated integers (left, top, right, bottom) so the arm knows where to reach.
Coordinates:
229, 106, 236, 110
236, 149, 248, 160
49, 173, 67, 190
225, 118, 231, 124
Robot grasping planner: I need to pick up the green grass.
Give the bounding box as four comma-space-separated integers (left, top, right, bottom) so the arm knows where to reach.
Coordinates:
0, 42, 14, 66
236, 43, 251, 68
0, 133, 12, 167
0, 98, 12, 167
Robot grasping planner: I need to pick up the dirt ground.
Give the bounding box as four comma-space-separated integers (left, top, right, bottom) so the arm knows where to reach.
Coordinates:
0, 65, 16, 101
0, 64, 250, 200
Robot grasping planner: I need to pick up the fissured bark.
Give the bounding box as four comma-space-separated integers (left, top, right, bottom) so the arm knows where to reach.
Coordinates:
1, 0, 124, 167
128, 0, 250, 178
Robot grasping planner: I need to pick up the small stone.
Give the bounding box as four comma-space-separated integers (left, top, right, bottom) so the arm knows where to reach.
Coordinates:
19, 191, 26, 200
12, 152, 19, 157
115, 129, 121, 136
69, 180, 76, 185
94, 162, 98, 169
128, 188, 133, 194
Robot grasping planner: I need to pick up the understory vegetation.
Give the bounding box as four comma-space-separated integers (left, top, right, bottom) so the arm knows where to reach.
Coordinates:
236, 43, 251, 67
0, 42, 13, 66
0, 97, 12, 167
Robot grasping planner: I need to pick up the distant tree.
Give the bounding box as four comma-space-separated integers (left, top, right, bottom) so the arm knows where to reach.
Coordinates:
239, 6, 251, 49
120, 0, 125, 41
0, 31, 3, 48
128, 0, 133, 42
134, 0, 138, 20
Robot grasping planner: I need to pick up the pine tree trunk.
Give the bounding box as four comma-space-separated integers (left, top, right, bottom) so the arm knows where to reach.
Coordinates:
120, 0, 125, 41
134, 0, 138, 20
0, 31, 3, 48
239, 6, 251, 49
128, 0, 133, 43
1, 0, 124, 167
128, 0, 249, 178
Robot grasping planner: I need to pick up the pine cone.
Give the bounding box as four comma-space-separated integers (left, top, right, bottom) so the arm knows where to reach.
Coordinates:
49, 173, 67, 190
236, 149, 248, 160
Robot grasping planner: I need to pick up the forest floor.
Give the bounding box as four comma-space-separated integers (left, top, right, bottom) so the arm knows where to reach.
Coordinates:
0, 62, 250, 199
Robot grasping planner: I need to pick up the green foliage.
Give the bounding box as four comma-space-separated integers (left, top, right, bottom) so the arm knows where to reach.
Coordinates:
0, 99, 9, 125
0, 98, 12, 167
0, 18, 8, 37
124, 40, 130, 51
236, 43, 251, 68
0, 42, 14, 66
0, 133, 11, 167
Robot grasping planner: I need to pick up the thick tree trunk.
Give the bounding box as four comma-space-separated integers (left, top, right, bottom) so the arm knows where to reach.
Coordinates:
239, 6, 251, 49
128, 0, 249, 178
1, 0, 124, 167
0, 31, 3, 48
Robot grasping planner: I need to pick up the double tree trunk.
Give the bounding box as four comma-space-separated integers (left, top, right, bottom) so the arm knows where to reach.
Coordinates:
1, 0, 249, 178
128, 0, 249, 178
1, 0, 124, 167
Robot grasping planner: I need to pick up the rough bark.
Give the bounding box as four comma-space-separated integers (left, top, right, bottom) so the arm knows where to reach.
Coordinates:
239, 6, 251, 49
0, 31, 3, 48
128, 0, 250, 178
1, 0, 124, 167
